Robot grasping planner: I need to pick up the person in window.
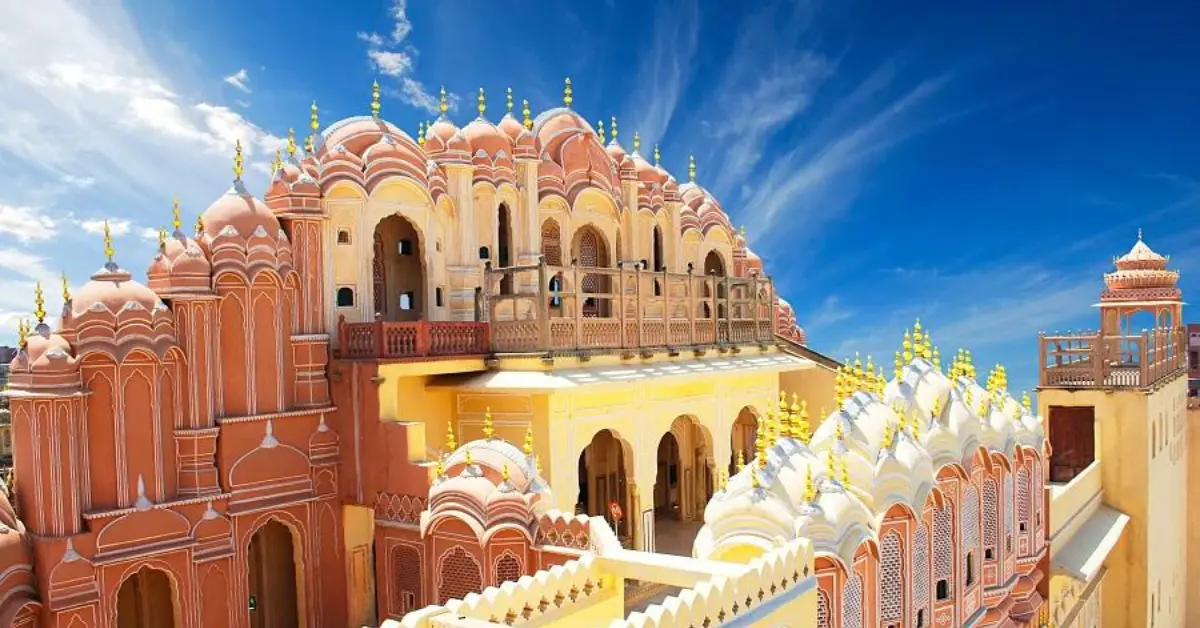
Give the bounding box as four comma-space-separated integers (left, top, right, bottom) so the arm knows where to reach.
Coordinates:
549, 275, 562, 308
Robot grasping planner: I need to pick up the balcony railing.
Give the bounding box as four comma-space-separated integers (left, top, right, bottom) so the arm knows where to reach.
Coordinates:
1039, 327, 1185, 390
335, 316, 490, 360
480, 257, 777, 355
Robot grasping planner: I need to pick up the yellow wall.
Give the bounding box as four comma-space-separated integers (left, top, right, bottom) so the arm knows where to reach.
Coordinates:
343, 504, 377, 628
1039, 375, 1188, 628
1188, 405, 1200, 628
780, 363, 836, 430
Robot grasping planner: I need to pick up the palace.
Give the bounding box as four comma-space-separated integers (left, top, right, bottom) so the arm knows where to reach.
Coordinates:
0, 78, 1188, 628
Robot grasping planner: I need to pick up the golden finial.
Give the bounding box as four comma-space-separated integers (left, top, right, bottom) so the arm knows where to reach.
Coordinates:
797, 400, 811, 444
305, 134, 315, 155
522, 99, 532, 130
853, 353, 864, 389
597, 119, 605, 144
834, 416, 844, 443
16, 319, 27, 349
883, 421, 894, 449
439, 86, 449, 115
932, 346, 941, 370
877, 367, 887, 395
287, 128, 297, 159
965, 387, 973, 409
840, 455, 850, 485
464, 448, 473, 466
894, 350, 903, 380
1022, 391, 1032, 412
610, 116, 618, 143
194, 215, 204, 237
913, 319, 924, 356
778, 389, 787, 412
895, 401, 908, 434
482, 407, 494, 439
654, 144, 661, 166
310, 100, 320, 135
233, 140, 244, 181
563, 77, 573, 108
417, 121, 426, 148
501, 463, 510, 482
523, 424, 534, 456
825, 450, 836, 483
922, 330, 933, 360
445, 420, 457, 451
371, 79, 381, 118
171, 197, 182, 232
534, 454, 543, 476
750, 467, 761, 489
61, 271, 70, 304
477, 87, 486, 117
833, 367, 844, 408
633, 131, 640, 153
865, 355, 876, 390
157, 227, 167, 248
103, 220, 115, 263
434, 457, 445, 478
770, 409, 781, 447
271, 149, 282, 174
736, 450, 745, 472
506, 87, 513, 113
902, 329, 913, 363
33, 282, 45, 324
803, 465, 816, 503
688, 154, 696, 182
755, 415, 767, 466
719, 470, 728, 492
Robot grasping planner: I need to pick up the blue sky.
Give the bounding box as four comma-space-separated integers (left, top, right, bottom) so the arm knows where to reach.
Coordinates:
1, 0, 1198, 395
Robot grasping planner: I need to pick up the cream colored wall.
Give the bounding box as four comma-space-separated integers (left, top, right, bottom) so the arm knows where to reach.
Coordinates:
1188, 405, 1200, 628
780, 363, 837, 430
1039, 375, 1188, 628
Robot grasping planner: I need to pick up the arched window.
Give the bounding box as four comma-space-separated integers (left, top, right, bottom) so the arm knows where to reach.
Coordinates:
880, 531, 904, 622
962, 486, 979, 588
438, 547, 482, 604
651, 225, 664, 272
336, 287, 355, 307
913, 523, 929, 625
843, 572, 864, 628
337, 229, 351, 244
983, 479, 998, 562
933, 504, 953, 601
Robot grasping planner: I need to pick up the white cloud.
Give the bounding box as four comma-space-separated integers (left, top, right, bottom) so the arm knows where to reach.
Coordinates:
223, 68, 251, 93
136, 226, 160, 242
802, 295, 854, 330
59, 174, 96, 189
0, 248, 63, 334
0, 204, 57, 242
79, 218, 131, 236
622, 0, 700, 151
359, 0, 452, 115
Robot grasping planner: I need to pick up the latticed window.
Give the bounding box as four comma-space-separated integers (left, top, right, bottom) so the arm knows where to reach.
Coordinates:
493, 552, 522, 585
933, 504, 953, 600
843, 573, 864, 628
881, 531, 904, 621
913, 523, 930, 624
1031, 459, 1043, 533
1016, 468, 1030, 533
391, 545, 422, 615
541, 220, 562, 266
438, 547, 483, 604
983, 479, 998, 561
963, 486, 979, 587
1003, 475, 1014, 557
817, 589, 832, 628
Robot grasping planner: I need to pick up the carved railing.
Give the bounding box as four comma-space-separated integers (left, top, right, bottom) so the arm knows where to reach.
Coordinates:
1039, 327, 1185, 389
335, 316, 490, 360
481, 257, 777, 355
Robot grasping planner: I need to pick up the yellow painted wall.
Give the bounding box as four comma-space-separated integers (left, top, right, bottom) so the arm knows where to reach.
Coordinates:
343, 504, 377, 628
1188, 405, 1200, 628
1039, 375, 1188, 628
534, 578, 625, 628
780, 363, 836, 430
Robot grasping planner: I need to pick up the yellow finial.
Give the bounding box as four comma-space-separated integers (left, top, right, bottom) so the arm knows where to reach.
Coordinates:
477, 87, 486, 117
825, 450, 836, 482
719, 470, 728, 491
172, 197, 182, 232
688, 154, 696, 183
103, 220, 115, 263
913, 318, 924, 356
157, 227, 167, 248
501, 463, 510, 482
902, 329, 913, 363
33, 282, 45, 324
482, 407, 494, 439
287, 128, 297, 159
506, 87, 513, 113
61, 271, 70, 304
1022, 391, 1031, 412
434, 457, 445, 478
371, 79, 381, 118
894, 350, 903, 380
534, 454, 542, 476
883, 421, 894, 449
522, 99, 532, 130
305, 134, 315, 155
445, 420, 457, 451
803, 465, 816, 503
840, 455, 850, 485
877, 367, 887, 395
633, 131, 640, 153
834, 417, 844, 443
597, 119, 605, 144
194, 215, 204, 237
563, 77, 573, 108
523, 424, 534, 456
417, 121, 426, 148
853, 353, 864, 389
922, 330, 933, 360
233, 140, 244, 181
272, 149, 282, 174
779, 389, 787, 412
865, 355, 876, 391
310, 100, 320, 135
755, 415, 767, 466
895, 401, 908, 434
464, 448, 473, 466
833, 367, 844, 408
797, 400, 811, 444
751, 466, 761, 489
16, 319, 27, 349
610, 116, 618, 143
654, 144, 661, 166
932, 346, 941, 370
439, 86, 449, 115
769, 409, 780, 447
736, 450, 745, 472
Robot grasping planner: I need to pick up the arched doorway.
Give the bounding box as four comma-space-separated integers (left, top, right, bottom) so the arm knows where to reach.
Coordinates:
651, 226, 664, 272
654, 433, 681, 519
729, 407, 758, 476
247, 520, 301, 628
498, 203, 514, 295
704, 251, 726, 318
573, 226, 611, 317
116, 567, 177, 628
373, 215, 425, 322
577, 430, 631, 541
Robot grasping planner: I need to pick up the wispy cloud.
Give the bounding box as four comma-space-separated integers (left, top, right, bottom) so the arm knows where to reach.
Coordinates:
223, 68, 251, 93
0, 204, 57, 242
621, 0, 700, 151
803, 295, 854, 330
359, 0, 456, 115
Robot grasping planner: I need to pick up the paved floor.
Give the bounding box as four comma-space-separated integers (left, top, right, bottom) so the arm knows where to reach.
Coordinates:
653, 516, 704, 557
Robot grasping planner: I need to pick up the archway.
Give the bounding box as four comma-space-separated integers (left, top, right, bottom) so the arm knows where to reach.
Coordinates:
498, 203, 514, 294
572, 226, 611, 317
373, 214, 426, 322
577, 429, 632, 542
247, 520, 301, 628
703, 251, 727, 318
651, 226, 664, 272
729, 407, 758, 476
653, 433, 681, 518
116, 566, 177, 628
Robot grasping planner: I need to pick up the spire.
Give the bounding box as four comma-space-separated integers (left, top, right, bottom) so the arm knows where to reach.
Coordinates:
434, 457, 445, 479
797, 399, 811, 444
736, 450, 745, 472
803, 465, 816, 503
172, 197, 182, 233
286, 128, 297, 159
194, 215, 204, 237
476, 87, 486, 117
272, 149, 282, 174
597, 119, 605, 144
1138, 227, 1143, 241
16, 319, 27, 349
482, 407, 494, 440
610, 116, 619, 143
61, 271, 70, 304
522, 99, 532, 130
767, 409, 778, 448
632, 131, 640, 154
501, 463, 510, 482
913, 318, 925, 358
417, 121, 426, 148
563, 77, 573, 108
894, 350, 903, 380
506, 87, 514, 113
754, 413, 767, 467
233, 140, 244, 182
932, 346, 941, 371
439, 86, 449, 116
688, 154, 696, 183
33, 282, 45, 325
310, 100, 320, 136
902, 329, 913, 363
157, 227, 167, 248
445, 420, 457, 452
464, 448, 473, 466
523, 425, 534, 456
653, 144, 661, 166
103, 220, 116, 268
371, 79, 381, 118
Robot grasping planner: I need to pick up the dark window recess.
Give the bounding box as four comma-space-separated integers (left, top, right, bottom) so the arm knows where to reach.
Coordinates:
336, 287, 354, 307
965, 553, 975, 586
399, 291, 415, 311
548, 276, 562, 308
916, 610, 925, 627
337, 230, 351, 244
1020, 522, 1028, 533
478, 246, 490, 260
435, 287, 444, 307
1048, 405, 1096, 483
985, 548, 995, 561
1007, 536, 1013, 552
936, 579, 950, 601
399, 239, 413, 256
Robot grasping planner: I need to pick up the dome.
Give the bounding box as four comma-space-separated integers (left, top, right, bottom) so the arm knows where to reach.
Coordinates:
425, 116, 471, 162
462, 117, 514, 157
21, 328, 76, 374
497, 113, 536, 159
318, 116, 408, 157
148, 232, 213, 295
1114, 232, 1168, 269
532, 108, 594, 144
199, 185, 283, 242
71, 264, 162, 318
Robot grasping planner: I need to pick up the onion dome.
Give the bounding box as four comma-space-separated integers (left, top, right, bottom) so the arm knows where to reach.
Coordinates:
362, 131, 435, 190
7, 289, 79, 391
424, 87, 471, 164
461, 89, 517, 185
679, 156, 734, 235
148, 200, 213, 296
602, 118, 636, 180
198, 144, 294, 278
533, 81, 621, 203
266, 129, 320, 208
1101, 230, 1181, 304
497, 93, 537, 160
774, 297, 805, 344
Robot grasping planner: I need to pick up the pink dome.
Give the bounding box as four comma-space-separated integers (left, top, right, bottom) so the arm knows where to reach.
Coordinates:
199, 187, 283, 242
319, 116, 407, 157
72, 266, 161, 317
425, 117, 470, 161
148, 232, 213, 295
498, 114, 536, 159
463, 118, 514, 157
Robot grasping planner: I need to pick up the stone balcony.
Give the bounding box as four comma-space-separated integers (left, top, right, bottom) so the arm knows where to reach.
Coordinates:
1038, 326, 1185, 390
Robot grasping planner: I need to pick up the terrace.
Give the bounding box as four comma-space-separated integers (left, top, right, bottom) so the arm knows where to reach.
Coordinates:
1038, 326, 1185, 390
